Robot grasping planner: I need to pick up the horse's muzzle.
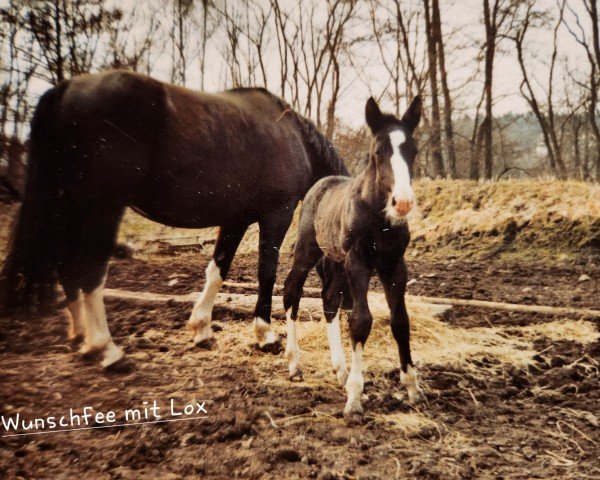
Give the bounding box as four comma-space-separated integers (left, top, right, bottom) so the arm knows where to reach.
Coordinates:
392, 197, 413, 216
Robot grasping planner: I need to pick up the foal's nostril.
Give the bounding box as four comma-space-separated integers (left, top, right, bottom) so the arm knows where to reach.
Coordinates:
391, 198, 396, 207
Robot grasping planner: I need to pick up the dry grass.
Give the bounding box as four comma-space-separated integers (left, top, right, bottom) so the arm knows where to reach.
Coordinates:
112, 179, 600, 262
409, 179, 600, 261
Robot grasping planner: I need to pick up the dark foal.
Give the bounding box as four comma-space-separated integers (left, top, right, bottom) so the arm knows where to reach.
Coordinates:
283, 96, 424, 416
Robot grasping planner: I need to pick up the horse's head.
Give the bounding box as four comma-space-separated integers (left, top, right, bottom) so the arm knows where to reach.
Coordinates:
364, 96, 421, 224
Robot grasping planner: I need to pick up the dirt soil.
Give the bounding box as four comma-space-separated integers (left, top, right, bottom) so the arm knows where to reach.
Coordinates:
1, 252, 599, 479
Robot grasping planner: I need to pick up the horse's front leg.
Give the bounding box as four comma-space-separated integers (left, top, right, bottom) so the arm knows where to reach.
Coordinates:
344, 248, 373, 417
254, 208, 295, 352
377, 257, 424, 404
188, 223, 248, 347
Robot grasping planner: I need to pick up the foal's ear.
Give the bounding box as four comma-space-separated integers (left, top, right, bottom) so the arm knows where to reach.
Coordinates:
365, 97, 384, 133
401, 96, 422, 132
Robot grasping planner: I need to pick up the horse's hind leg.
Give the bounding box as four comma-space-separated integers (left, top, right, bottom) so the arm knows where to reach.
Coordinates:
77, 206, 126, 368
283, 235, 322, 380
58, 198, 86, 345
188, 223, 248, 347
317, 258, 348, 386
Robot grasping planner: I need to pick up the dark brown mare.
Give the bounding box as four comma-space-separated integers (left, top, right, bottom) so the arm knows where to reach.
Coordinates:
283, 96, 423, 417
0, 70, 348, 368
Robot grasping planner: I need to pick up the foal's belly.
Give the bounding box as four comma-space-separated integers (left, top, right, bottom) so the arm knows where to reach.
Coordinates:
314, 188, 348, 263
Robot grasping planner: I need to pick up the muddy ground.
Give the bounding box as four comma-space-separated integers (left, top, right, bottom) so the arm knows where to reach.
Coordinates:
1, 252, 599, 479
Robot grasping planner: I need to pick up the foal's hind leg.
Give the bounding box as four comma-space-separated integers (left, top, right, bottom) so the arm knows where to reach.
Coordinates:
253, 207, 295, 352
377, 258, 424, 404
188, 223, 248, 347
283, 236, 322, 380
316, 258, 348, 386
344, 248, 374, 417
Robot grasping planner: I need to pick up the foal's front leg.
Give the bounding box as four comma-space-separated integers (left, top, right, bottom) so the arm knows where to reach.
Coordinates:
344, 249, 373, 417
377, 258, 424, 404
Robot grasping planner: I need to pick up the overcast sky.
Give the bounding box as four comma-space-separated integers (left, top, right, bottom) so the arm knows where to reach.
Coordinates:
4, 0, 593, 129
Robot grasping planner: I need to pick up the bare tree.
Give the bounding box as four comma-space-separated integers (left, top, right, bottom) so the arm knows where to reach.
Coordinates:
513, 0, 567, 179
432, 0, 457, 178
481, 0, 517, 179
562, 0, 600, 181
423, 0, 445, 177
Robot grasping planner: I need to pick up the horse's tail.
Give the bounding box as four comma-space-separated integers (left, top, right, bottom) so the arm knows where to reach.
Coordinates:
1, 83, 68, 312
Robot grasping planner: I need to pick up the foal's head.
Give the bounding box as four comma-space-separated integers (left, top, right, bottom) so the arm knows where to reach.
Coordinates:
364, 96, 422, 224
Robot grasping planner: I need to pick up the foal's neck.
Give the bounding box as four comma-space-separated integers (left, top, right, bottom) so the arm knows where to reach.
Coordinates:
352, 160, 385, 214
350, 159, 385, 222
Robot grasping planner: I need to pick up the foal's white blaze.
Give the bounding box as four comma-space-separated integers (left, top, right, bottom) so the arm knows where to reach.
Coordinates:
66, 290, 86, 341
344, 342, 365, 415
80, 277, 124, 368
327, 312, 347, 386
284, 310, 301, 379
385, 129, 413, 223
401, 364, 424, 404
189, 260, 223, 344
254, 317, 278, 347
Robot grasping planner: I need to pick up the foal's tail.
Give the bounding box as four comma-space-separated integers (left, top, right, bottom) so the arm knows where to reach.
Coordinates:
0, 84, 68, 312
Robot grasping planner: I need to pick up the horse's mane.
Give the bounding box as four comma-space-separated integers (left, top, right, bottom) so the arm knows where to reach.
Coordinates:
228, 87, 349, 178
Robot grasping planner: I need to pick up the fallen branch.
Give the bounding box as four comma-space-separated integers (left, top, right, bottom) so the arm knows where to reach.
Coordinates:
104, 288, 446, 322
104, 281, 600, 319
222, 281, 600, 319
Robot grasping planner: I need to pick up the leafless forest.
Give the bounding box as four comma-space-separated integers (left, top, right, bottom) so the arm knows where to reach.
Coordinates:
0, 0, 599, 196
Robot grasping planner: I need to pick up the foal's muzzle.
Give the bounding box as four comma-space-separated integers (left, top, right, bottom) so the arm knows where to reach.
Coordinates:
392, 197, 413, 216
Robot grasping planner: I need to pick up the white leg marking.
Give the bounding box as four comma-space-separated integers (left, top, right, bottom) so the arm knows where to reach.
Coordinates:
80, 277, 124, 368
254, 317, 278, 347
284, 310, 301, 380
66, 290, 86, 341
344, 342, 364, 416
401, 364, 424, 404
188, 260, 223, 345
326, 312, 347, 386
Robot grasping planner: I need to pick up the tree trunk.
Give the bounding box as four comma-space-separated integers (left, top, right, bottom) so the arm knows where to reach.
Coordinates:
482, 0, 495, 180
432, 0, 457, 178
424, 0, 445, 178
53, 0, 64, 83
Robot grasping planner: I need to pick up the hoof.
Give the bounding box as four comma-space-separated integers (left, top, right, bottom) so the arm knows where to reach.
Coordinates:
195, 337, 217, 350
407, 388, 426, 406
343, 400, 364, 419
101, 343, 125, 369
344, 413, 365, 425
192, 327, 214, 345
104, 355, 134, 373
80, 345, 104, 361
289, 369, 304, 382
256, 339, 283, 355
